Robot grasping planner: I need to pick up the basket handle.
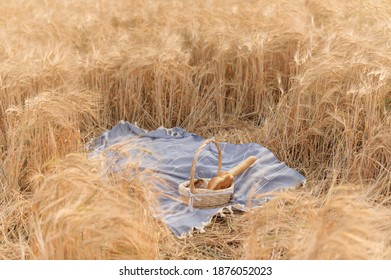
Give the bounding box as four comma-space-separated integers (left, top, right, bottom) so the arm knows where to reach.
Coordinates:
189, 139, 222, 194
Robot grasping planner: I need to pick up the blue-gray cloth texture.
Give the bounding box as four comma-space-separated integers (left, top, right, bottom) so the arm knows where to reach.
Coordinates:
91, 121, 305, 237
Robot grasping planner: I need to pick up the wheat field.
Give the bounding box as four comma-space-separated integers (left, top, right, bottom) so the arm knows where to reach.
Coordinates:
1, 0, 391, 260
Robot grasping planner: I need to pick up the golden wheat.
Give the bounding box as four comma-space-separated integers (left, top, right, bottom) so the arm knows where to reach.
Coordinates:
0, 0, 390, 259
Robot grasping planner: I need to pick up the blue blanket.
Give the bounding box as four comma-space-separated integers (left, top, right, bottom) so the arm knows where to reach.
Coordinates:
91, 121, 305, 237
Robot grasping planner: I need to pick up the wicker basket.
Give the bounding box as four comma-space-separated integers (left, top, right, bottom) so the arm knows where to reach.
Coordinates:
178, 139, 234, 209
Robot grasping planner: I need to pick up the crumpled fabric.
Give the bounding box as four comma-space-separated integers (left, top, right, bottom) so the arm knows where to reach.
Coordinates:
90, 121, 306, 237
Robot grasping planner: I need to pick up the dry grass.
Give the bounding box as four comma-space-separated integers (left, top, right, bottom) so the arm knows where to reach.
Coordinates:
244, 186, 391, 259
1, 0, 391, 259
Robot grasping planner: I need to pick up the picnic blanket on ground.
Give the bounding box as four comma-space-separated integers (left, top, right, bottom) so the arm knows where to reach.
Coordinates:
90, 121, 306, 238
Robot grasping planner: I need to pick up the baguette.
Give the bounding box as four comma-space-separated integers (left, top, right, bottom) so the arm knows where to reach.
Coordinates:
227, 156, 257, 177
206, 172, 234, 190
207, 156, 257, 190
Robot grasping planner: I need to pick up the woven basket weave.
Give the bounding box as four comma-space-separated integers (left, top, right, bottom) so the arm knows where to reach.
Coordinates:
178, 139, 234, 209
